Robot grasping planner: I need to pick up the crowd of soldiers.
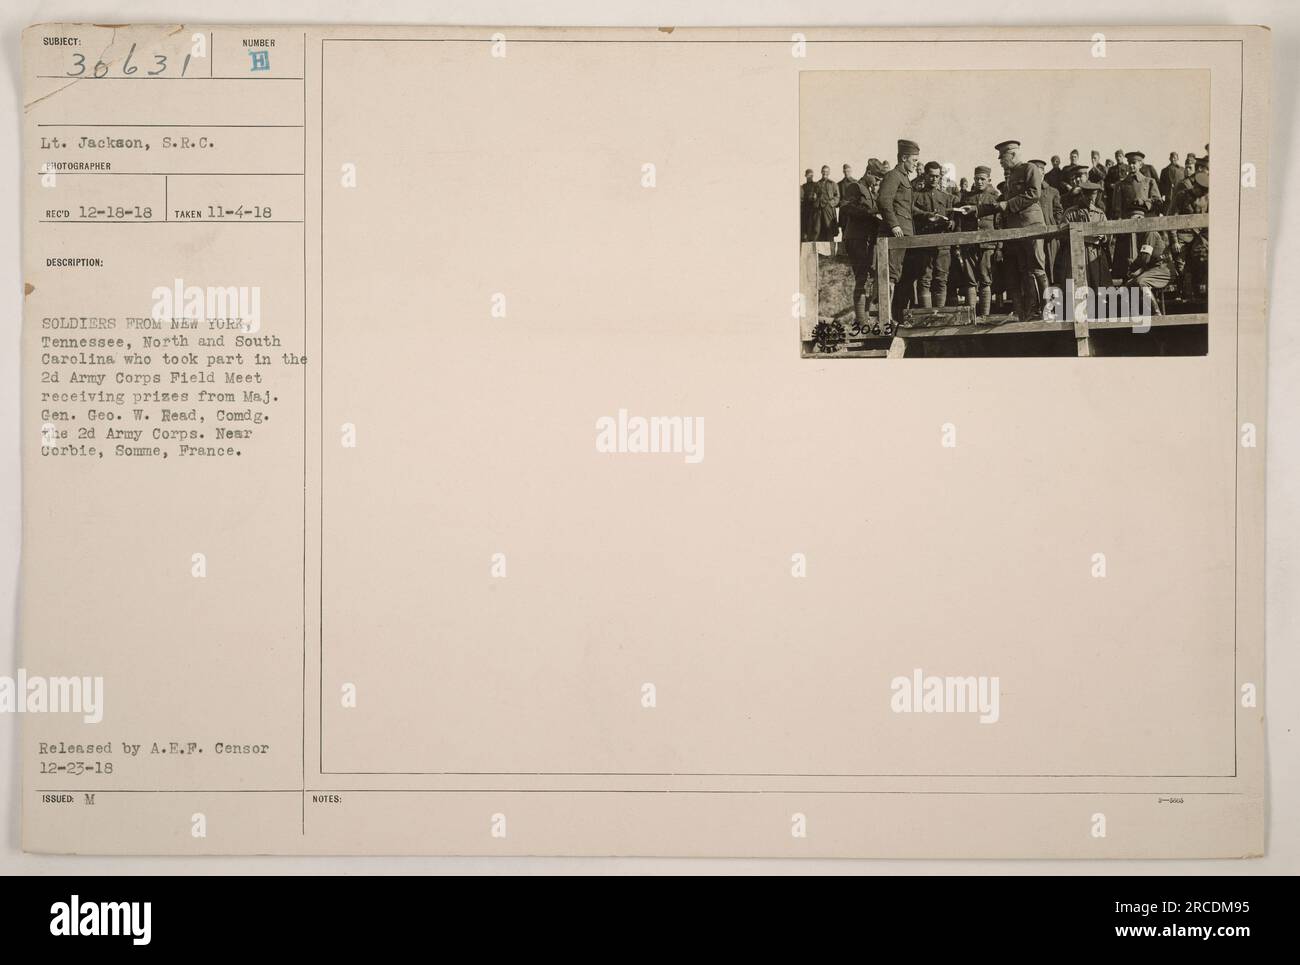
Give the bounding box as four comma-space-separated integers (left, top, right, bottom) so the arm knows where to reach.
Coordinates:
800, 139, 1211, 334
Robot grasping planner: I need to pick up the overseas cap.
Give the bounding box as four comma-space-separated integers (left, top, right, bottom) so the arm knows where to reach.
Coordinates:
973, 165, 991, 176
898, 139, 920, 155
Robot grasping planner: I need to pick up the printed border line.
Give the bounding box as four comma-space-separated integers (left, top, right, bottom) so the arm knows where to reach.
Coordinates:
1234, 37, 1243, 779
302, 31, 309, 835
37, 788, 1245, 796
315, 35, 1246, 783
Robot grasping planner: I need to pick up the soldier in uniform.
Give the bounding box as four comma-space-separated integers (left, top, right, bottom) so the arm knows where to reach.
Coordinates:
837, 164, 857, 240
812, 165, 840, 242
1062, 179, 1111, 304
1160, 152, 1183, 200
877, 138, 924, 330
1119, 208, 1173, 316
1103, 152, 1127, 215
990, 179, 1011, 313
1055, 164, 1091, 284
960, 139, 1047, 322
1119, 154, 1160, 207
839, 160, 882, 333
860, 159, 889, 323
1057, 163, 1087, 207
912, 161, 956, 308
1051, 150, 1081, 197
1088, 150, 1108, 185
1110, 159, 1162, 278
953, 165, 1001, 317
800, 169, 817, 241
1107, 163, 1135, 271
1125, 151, 1164, 232
909, 163, 933, 306
1044, 155, 1065, 191
1128, 151, 1164, 213
1127, 150, 1162, 188
1166, 153, 1205, 216
1168, 156, 1209, 299
1030, 160, 1065, 286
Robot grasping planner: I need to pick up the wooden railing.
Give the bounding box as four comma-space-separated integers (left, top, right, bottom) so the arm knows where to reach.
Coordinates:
868, 213, 1209, 358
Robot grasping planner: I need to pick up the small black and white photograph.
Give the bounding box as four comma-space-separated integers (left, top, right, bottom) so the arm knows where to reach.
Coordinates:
799, 69, 1211, 358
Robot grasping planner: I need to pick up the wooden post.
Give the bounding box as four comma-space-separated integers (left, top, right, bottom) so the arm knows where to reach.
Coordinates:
875, 234, 892, 331
799, 241, 818, 346
875, 235, 907, 356
1068, 225, 1091, 358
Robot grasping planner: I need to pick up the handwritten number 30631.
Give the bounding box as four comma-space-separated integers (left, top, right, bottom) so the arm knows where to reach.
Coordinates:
67, 45, 193, 78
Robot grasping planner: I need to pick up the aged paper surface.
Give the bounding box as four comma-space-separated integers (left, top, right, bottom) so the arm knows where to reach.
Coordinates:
19, 24, 1268, 856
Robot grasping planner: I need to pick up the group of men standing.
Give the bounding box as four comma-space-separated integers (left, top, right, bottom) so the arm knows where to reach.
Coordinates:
801, 139, 1210, 333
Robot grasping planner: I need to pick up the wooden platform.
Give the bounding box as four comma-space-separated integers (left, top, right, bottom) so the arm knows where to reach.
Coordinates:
852, 212, 1210, 357
897, 311, 1208, 339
